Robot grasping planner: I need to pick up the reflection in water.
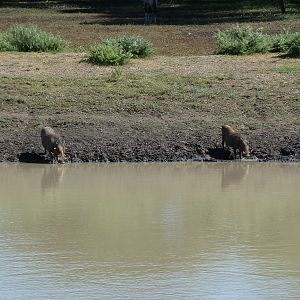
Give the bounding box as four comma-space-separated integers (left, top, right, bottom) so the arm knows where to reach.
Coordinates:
221, 163, 249, 188
41, 165, 66, 190
0, 162, 299, 299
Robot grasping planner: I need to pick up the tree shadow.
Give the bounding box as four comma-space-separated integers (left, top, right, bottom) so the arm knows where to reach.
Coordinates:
276, 53, 298, 59
1, 0, 299, 25
80, 10, 287, 26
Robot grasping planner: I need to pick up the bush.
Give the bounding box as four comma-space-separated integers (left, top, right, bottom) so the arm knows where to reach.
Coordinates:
271, 30, 300, 52
104, 36, 155, 58
214, 26, 272, 55
286, 35, 300, 57
0, 25, 68, 52
0, 34, 16, 51
88, 44, 131, 66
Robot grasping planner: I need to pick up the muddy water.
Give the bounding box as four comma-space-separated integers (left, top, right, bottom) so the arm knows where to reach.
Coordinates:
0, 163, 299, 299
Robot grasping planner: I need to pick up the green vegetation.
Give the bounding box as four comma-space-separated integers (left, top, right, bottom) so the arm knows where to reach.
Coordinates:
286, 34, 300, 57
0, 34, 15, 51
0, 26, 68, 52
104, 36, 155, 58
276, 66, 300, 73
89, 36, 155, 66
214, 26, 272, 55
271, 30, 300, 52
106, 66, 123, 82
215, 26, 300, 56
0, 55, 299, 123
0, 1, 299, 56
88, 44, 131, 66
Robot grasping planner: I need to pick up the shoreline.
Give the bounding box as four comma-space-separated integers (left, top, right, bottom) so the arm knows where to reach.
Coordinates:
1, 156, 300, 164
1, 129, 299, 164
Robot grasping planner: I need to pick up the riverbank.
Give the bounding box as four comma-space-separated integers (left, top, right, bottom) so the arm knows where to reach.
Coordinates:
0, 53, 299, 163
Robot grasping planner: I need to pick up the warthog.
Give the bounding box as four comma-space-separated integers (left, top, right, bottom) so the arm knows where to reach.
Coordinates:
41, 127, 65, 163
222, 125, 250, 159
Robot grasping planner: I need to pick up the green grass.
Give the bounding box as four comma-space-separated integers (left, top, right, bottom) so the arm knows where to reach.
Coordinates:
0, 116, 17, 128
0, 66, 298, 123
276, 66, 300, 73
106, 66, 123, 82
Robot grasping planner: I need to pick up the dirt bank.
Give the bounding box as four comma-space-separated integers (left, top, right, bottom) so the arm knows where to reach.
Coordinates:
0, 53, 299, 163
1, 114, 300, 163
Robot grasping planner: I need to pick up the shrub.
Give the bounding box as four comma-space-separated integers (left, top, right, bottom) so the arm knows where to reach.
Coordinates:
0, 34, 16, 51
271, 30, 300, 52
88, 44, 131, 66
104, 36, 155, 58
286, 35, 300, 57
214, 26, 272, 55
1, 25, 68, 52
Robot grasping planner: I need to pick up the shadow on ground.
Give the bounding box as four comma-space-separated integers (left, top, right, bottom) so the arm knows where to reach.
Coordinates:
18, 152, 51, 164
208, 147, 233, 160
1, 0, 298, 25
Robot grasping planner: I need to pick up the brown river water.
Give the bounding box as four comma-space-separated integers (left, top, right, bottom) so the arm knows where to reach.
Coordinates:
0, 162, 299, 299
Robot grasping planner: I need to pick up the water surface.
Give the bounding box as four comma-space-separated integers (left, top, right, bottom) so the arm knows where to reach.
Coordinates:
0, 162, 299, 299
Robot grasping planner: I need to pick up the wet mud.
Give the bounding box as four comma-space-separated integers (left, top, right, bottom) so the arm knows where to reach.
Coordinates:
0, 122, 299, 163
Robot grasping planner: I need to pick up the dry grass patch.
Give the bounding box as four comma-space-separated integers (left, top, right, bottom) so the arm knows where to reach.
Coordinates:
0, 53, 299, 130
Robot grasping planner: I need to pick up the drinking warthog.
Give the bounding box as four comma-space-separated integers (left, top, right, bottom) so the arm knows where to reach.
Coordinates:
222, 125, 250, 159
41, 127, 65, 163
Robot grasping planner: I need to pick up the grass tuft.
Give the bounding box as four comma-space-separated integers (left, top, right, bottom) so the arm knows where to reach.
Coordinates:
107, 66, 123, 82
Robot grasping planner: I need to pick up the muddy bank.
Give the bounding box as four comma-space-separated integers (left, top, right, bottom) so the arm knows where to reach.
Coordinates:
0, 117, 299, 163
